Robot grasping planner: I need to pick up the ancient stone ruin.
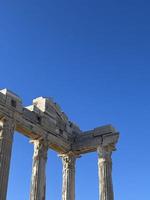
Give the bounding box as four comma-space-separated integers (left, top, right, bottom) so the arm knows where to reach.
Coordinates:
0, 89, 119, 200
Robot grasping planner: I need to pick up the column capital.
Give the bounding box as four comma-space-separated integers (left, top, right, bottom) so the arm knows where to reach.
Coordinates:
59, 152, 80, 158
97, 144, 116, 162
59, 153, 80, 170
30, 139, 48, 160
0, 116, 15, 131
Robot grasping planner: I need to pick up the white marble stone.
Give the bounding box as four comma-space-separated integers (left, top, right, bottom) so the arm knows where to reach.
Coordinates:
97, 145, 115, 200
30, 140, 48, 200
0, 88, 120, 200
0, 117, 15, 200
60, 154, 77, 200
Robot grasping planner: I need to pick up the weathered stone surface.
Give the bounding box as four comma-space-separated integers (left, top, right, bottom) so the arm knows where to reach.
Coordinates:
0, 89, 72, 153
0, 88, 120, 200
97, 145, 115, 200
72, 125, 119, 154
0, 117, 15, 200
30, 140, 48, 200
0, 89, 119, 154
60, 154, 78, 200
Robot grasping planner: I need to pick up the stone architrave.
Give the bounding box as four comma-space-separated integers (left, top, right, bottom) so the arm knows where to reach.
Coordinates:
97, 145, 115, 200
30, 140, 48, 200
0, 117, 15, 200
60, 154, 78, 200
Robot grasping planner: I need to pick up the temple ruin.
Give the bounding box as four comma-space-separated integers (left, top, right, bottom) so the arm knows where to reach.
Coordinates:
0, 88, 119, 200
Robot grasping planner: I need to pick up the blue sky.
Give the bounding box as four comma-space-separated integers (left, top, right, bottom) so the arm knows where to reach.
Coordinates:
0, 0, 150, 199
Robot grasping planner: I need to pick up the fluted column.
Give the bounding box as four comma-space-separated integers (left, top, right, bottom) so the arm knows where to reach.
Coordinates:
97, 145, 115, 200
30, 140, 48, 200
0, 117, 15, 200
60, 154, 78, 200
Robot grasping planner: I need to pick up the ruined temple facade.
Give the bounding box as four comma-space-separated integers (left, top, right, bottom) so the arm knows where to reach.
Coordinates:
0, 89, 119, 200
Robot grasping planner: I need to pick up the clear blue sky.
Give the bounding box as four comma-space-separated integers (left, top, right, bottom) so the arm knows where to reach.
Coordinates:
0, 0, 150, 199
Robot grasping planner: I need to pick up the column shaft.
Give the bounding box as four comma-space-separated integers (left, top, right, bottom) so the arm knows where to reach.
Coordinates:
61, 155, 76, 200
98, 146, 114, 200
0, 118, 15, 200
30, 140, 48, 200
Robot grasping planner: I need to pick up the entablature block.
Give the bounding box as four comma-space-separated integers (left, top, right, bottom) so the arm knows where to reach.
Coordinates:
0, 88, 119, 155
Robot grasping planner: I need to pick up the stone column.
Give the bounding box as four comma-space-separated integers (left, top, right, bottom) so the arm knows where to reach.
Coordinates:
60, 154, 77, 200
30, 140, 48, 200
0, 117, 15, 200
97, 145, 115, 200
